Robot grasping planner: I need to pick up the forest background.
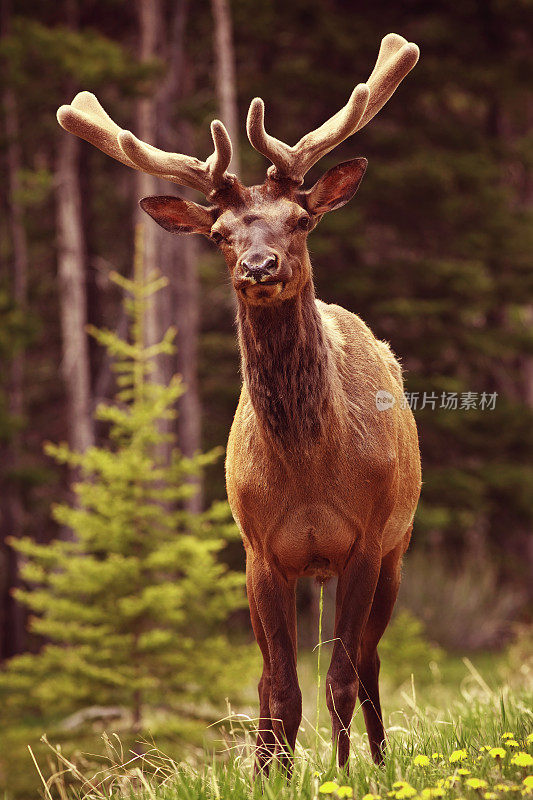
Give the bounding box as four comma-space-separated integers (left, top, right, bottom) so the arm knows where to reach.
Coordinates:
0, 0, 531, 797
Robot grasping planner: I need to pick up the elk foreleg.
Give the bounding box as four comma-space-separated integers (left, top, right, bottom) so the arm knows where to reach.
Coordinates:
246, 561, 275, 772
326, 545, 381, 769
248, 555, 300, 774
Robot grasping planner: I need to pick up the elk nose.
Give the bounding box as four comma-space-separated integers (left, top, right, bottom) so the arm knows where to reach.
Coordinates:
241, 254, 278, 281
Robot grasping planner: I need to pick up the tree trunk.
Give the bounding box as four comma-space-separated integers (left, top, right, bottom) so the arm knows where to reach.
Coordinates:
55, 133, 94, 452
0, 0, 28, 660
135, 0, 163, 364
211, 0, 240, 175
0, 3, 28, 656
55, 0, 94, 454
154, 0, 203, 510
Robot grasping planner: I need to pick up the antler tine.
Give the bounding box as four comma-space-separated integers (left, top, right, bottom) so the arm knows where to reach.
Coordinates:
247, 33, 419, 184
57, 91, 234, 196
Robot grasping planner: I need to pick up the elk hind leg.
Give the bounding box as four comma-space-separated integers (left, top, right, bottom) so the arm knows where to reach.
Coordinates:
358, 532, 410, 764
326, 547, 381, 769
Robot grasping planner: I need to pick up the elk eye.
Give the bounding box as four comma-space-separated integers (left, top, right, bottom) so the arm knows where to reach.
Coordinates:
211, 230, 225, 245
297, 215, 311, 230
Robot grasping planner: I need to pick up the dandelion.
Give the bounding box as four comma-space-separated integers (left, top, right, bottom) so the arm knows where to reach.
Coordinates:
337, 788, 353, 798
432, 753, 444, 760
505, 741, 520, 748
523, 777, 533, 790
319, 782, 340, 794
458, 769, 472, 776
450, 749, 469, 763
394, 785, 417, 799
526, 734, 533, 745
362, 794, 381, 800
466, 778, 488, 789
489, 748, 507, 759
484, 793, 498, 799
511, 753, 533, 767
414, 755, 431, 767
502, 734, 516, 740
421, 789, 445, 798
494, 784, 512, 792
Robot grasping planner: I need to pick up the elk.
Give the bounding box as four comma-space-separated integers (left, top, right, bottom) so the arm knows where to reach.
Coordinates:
57, 32, 422, 773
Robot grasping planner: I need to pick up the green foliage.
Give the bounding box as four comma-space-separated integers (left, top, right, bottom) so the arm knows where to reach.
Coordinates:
398, 550, 526, 652
379, 610, 443, 689
0, 240, 250, 727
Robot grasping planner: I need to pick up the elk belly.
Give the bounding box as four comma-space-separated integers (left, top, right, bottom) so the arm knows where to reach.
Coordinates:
269, 502, 356, 579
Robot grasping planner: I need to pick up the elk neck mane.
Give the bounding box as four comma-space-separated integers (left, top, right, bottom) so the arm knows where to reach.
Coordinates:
236, 278, 337, 451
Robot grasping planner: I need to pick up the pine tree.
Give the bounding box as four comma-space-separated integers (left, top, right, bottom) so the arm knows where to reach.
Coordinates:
0, 227, 250, 732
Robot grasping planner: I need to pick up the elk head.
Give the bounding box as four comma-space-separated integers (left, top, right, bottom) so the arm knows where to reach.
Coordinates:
57, 33, 419, 306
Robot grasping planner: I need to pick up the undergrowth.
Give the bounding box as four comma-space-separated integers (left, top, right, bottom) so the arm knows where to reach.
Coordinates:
33, 677, 532, 800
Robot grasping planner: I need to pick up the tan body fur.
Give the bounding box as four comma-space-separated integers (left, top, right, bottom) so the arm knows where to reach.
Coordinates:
227, 299, 420, 579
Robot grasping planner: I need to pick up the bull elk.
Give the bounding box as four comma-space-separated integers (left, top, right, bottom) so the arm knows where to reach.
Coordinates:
57, 32, 422, 773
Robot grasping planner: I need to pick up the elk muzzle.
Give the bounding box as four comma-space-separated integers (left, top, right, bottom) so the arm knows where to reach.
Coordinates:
237, 252, 279, 284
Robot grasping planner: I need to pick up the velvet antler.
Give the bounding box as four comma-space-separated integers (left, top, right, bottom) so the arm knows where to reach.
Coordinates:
246, 33, 420, 184
56, 91, 235, 197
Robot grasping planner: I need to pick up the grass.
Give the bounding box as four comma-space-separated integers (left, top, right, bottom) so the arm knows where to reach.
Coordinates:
7, 603, 532, 799
36, 674, 532, 799
27, 608, 532, 800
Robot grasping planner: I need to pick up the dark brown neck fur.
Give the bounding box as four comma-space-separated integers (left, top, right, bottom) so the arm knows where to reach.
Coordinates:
237, 280, 333, 451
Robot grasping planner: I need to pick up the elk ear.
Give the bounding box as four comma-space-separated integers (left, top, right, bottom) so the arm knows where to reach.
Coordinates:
140, 196, 217, 235
300, 158, 368, 215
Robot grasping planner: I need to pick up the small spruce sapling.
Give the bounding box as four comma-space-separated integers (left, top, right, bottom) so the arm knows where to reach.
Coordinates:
0, 227, 250, 734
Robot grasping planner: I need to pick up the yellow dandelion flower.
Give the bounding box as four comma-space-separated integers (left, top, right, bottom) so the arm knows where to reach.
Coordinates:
362, 794, 381, 800
447, 776, 460, 784
494, 784, 512, 792
421, 789, 445, 798
484, 793, 498, 799
337, 788, 353, 799
512, 753, 533, 767
450, 749, 469, 763
414, 755, 431, 767
319, 782, 339, 794
502, 733, 516, 739
522, 777, 533, 789
387, 792, 396, 797
396, 786, 417, 799
526, 733, 533, 744
432, 753, 444, 760
506, 741, 520, 748
458, 769, 472, 776
490, 748, 507, 759
466, 778, 488, 789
